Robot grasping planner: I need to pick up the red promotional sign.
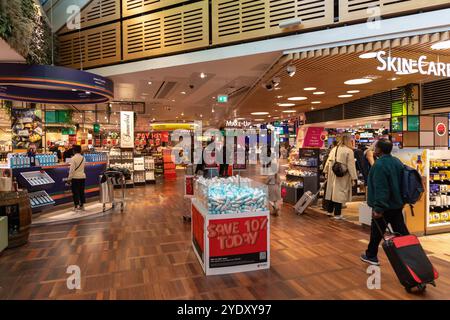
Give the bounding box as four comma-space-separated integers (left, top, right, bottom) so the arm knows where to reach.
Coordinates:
207, 216, 268, 257
185, 176, 194, 196
303, 127, 325, 148
192, 205, 205, 261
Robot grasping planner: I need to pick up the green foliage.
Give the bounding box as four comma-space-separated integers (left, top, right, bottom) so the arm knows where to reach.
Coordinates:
1, 100, 13, 117
0, 0, 57, 65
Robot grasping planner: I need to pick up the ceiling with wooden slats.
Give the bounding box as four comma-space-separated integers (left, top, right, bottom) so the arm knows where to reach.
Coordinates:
237, 31, 450, 122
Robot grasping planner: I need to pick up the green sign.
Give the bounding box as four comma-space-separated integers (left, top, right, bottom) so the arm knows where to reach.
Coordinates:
217, 95, 228, 103
391, 100, 406, 117
407, 116, 419, 132
391, 117, 403, 132
93, 123, 100, 134
45, 110, 71, 123
61, 127, 75, 135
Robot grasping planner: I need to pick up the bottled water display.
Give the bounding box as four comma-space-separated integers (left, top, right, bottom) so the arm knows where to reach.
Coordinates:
84, 152, 108, 162
35, 153, 58, 167
8, 154, 31, 169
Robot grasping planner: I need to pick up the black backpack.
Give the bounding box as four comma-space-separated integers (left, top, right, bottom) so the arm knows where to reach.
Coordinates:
401, 164, 424, 216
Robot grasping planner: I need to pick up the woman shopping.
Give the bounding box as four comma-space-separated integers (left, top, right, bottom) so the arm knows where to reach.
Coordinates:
67, 145, 86, 211
323, 134, 357, 220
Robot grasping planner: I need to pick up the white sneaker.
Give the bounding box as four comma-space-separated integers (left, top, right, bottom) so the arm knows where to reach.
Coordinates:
326, 212, 333, 217
333, 215, 344, 220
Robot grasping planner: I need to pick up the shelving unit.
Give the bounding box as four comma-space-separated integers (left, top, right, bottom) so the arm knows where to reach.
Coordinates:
282, 148, 320, 205
428, 151, 450, 234
108, 147, 134, 187
133, 156, 146, 185
144, 156, 156, 184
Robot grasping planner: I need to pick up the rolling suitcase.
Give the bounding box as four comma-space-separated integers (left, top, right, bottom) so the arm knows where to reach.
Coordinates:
294, 182, 325, 215
375, 220, 439, 293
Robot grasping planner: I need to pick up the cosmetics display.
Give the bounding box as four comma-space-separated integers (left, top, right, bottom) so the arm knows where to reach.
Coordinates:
144, 156, 156, 183
195, 176, 268, 215
20, 171, 55, 189
283, 148, 320, 205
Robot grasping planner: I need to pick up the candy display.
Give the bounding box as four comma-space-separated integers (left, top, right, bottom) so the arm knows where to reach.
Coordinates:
285, 169, 317, 177
281, 181, 303, 188
195, 176, 268, 214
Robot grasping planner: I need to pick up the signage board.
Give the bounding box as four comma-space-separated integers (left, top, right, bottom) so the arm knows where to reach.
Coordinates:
120, 111, 134, 148
217, 95, 228, 103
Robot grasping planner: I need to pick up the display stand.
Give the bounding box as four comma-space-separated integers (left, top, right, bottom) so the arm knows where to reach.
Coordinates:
191, 199, 270, 276
282, 148, 320, 205
109, 147, 134, 187
144, 156, 156, 184
133, 156, 146, 185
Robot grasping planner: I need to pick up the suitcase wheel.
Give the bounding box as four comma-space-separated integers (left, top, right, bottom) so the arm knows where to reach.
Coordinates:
406, 284, 427, 293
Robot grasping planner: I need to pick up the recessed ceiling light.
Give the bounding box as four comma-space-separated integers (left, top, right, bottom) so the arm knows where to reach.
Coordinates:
388, 77, 398, 81
85, 91, 91, 94
181, 91, 186, 94
282, 110, 296, 113
276, 95, 283, 99
200, 72, 206, 79
338, 94, 353, 98
181, 112, 184, 116
359, 52, 378, 59
274, 87, 281, 90
251, 112, 269, 115
200, 114, 203, 118
172, 99, 176, 102
311, 107, 315, 110
148, 81, 152, 85
311, 101, 321, 104
431, 40, 450, 50
344, 78, 373, 85
347, 90, 360, 93
288, 96, 307, 101
254, 118, 265, 121
313, 91, 325, 95
277, 103, 295, 107
304, 87, 317, 91
272, 116, 280, 119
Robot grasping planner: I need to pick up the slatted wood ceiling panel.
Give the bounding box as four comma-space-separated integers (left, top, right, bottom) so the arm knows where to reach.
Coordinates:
122, 1, 208, 61
59, 0, 120, 33
212, 0, 334, 45
59, 23, 121, 69
123, 0, 191, 17
340, 0, 450, 22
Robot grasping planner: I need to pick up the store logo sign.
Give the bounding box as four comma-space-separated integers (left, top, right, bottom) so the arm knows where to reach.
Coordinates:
120, 111, 134, 148
225, 119, 251, 127
376, 51, 450, 77
436, 122, 447, 137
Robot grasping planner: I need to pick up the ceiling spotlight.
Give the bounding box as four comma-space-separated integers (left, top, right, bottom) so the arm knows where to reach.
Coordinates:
181, 112, 184, 116
254, 118, 265, 121
344, 78, 373, 85
359, 52, 378, 59
347, 90, 360, 93
148, 81, 152, 85
338, 94, 353, 98
85, 91, 91, 94
200, 72, 206, 79
303, 87, 316, 91
181, 91, 186, 95
282, 110, 296, 113
286, 65, 296, 77
288, 96, 307, 101
212, 108, 215, 113
313, 91, 325, 95
388, 77, 398, 81
251, 112, 269, 115
277, 103, 295, 107
200, 114, 203, 118
311, 101, 321, 104
276, 95, 283, 99
71, 89, 77, 92
272, 77, 281, 87
311, 107, 315, 110
431, 40, 450, 50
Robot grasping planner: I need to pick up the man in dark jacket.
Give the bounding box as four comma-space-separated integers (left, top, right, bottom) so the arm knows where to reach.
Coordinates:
360, 139, 409, 266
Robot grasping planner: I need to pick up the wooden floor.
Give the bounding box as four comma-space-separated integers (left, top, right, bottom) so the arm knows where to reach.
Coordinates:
1, 168, 450, 300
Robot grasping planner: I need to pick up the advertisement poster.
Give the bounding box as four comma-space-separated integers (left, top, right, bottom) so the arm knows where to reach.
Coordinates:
120, 111, 134, 148
303, 127, 325, 148
192, 205, 205, 262
207, 216, 268, 268
11, 108, 43, 150
185, 175, 194, 196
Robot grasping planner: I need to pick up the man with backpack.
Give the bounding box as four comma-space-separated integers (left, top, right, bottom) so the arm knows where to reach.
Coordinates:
360, 139, 410, 266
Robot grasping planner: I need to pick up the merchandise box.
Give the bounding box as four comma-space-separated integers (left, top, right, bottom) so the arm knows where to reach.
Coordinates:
191, 199, 270, 276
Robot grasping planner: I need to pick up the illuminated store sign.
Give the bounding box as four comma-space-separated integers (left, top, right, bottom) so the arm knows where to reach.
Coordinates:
376, 51, 450, 77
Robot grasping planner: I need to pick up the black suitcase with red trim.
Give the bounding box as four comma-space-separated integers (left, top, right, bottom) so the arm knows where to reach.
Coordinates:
382, 233, 439, 293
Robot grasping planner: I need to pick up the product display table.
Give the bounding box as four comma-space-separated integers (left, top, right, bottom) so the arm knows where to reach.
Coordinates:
191, 198, 270, 276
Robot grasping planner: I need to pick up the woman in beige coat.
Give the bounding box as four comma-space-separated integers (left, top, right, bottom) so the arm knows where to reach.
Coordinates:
323, 134, 358, 220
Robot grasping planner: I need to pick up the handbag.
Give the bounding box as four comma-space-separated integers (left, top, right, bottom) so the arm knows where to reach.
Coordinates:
331, 146, 348, 177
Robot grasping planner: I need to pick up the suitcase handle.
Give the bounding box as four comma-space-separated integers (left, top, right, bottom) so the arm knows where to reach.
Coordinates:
373, 215, 401, 242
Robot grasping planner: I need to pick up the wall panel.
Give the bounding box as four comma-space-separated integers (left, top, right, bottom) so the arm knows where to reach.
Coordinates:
59, 23, 121, 69
212, 0, 334, 45
122, 1, 209, 61
122, 0, 192, 17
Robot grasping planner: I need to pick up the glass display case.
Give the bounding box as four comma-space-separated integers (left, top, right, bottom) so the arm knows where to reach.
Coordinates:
194, 176, 268, 215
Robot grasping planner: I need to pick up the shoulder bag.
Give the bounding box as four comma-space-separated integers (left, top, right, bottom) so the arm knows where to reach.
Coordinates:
331, 146, 348, 177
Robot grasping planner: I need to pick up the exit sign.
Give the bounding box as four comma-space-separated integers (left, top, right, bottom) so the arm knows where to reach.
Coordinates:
217, 95, 228, 103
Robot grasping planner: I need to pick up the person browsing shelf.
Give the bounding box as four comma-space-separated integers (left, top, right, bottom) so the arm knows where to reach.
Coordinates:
67, 145, 86, 212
